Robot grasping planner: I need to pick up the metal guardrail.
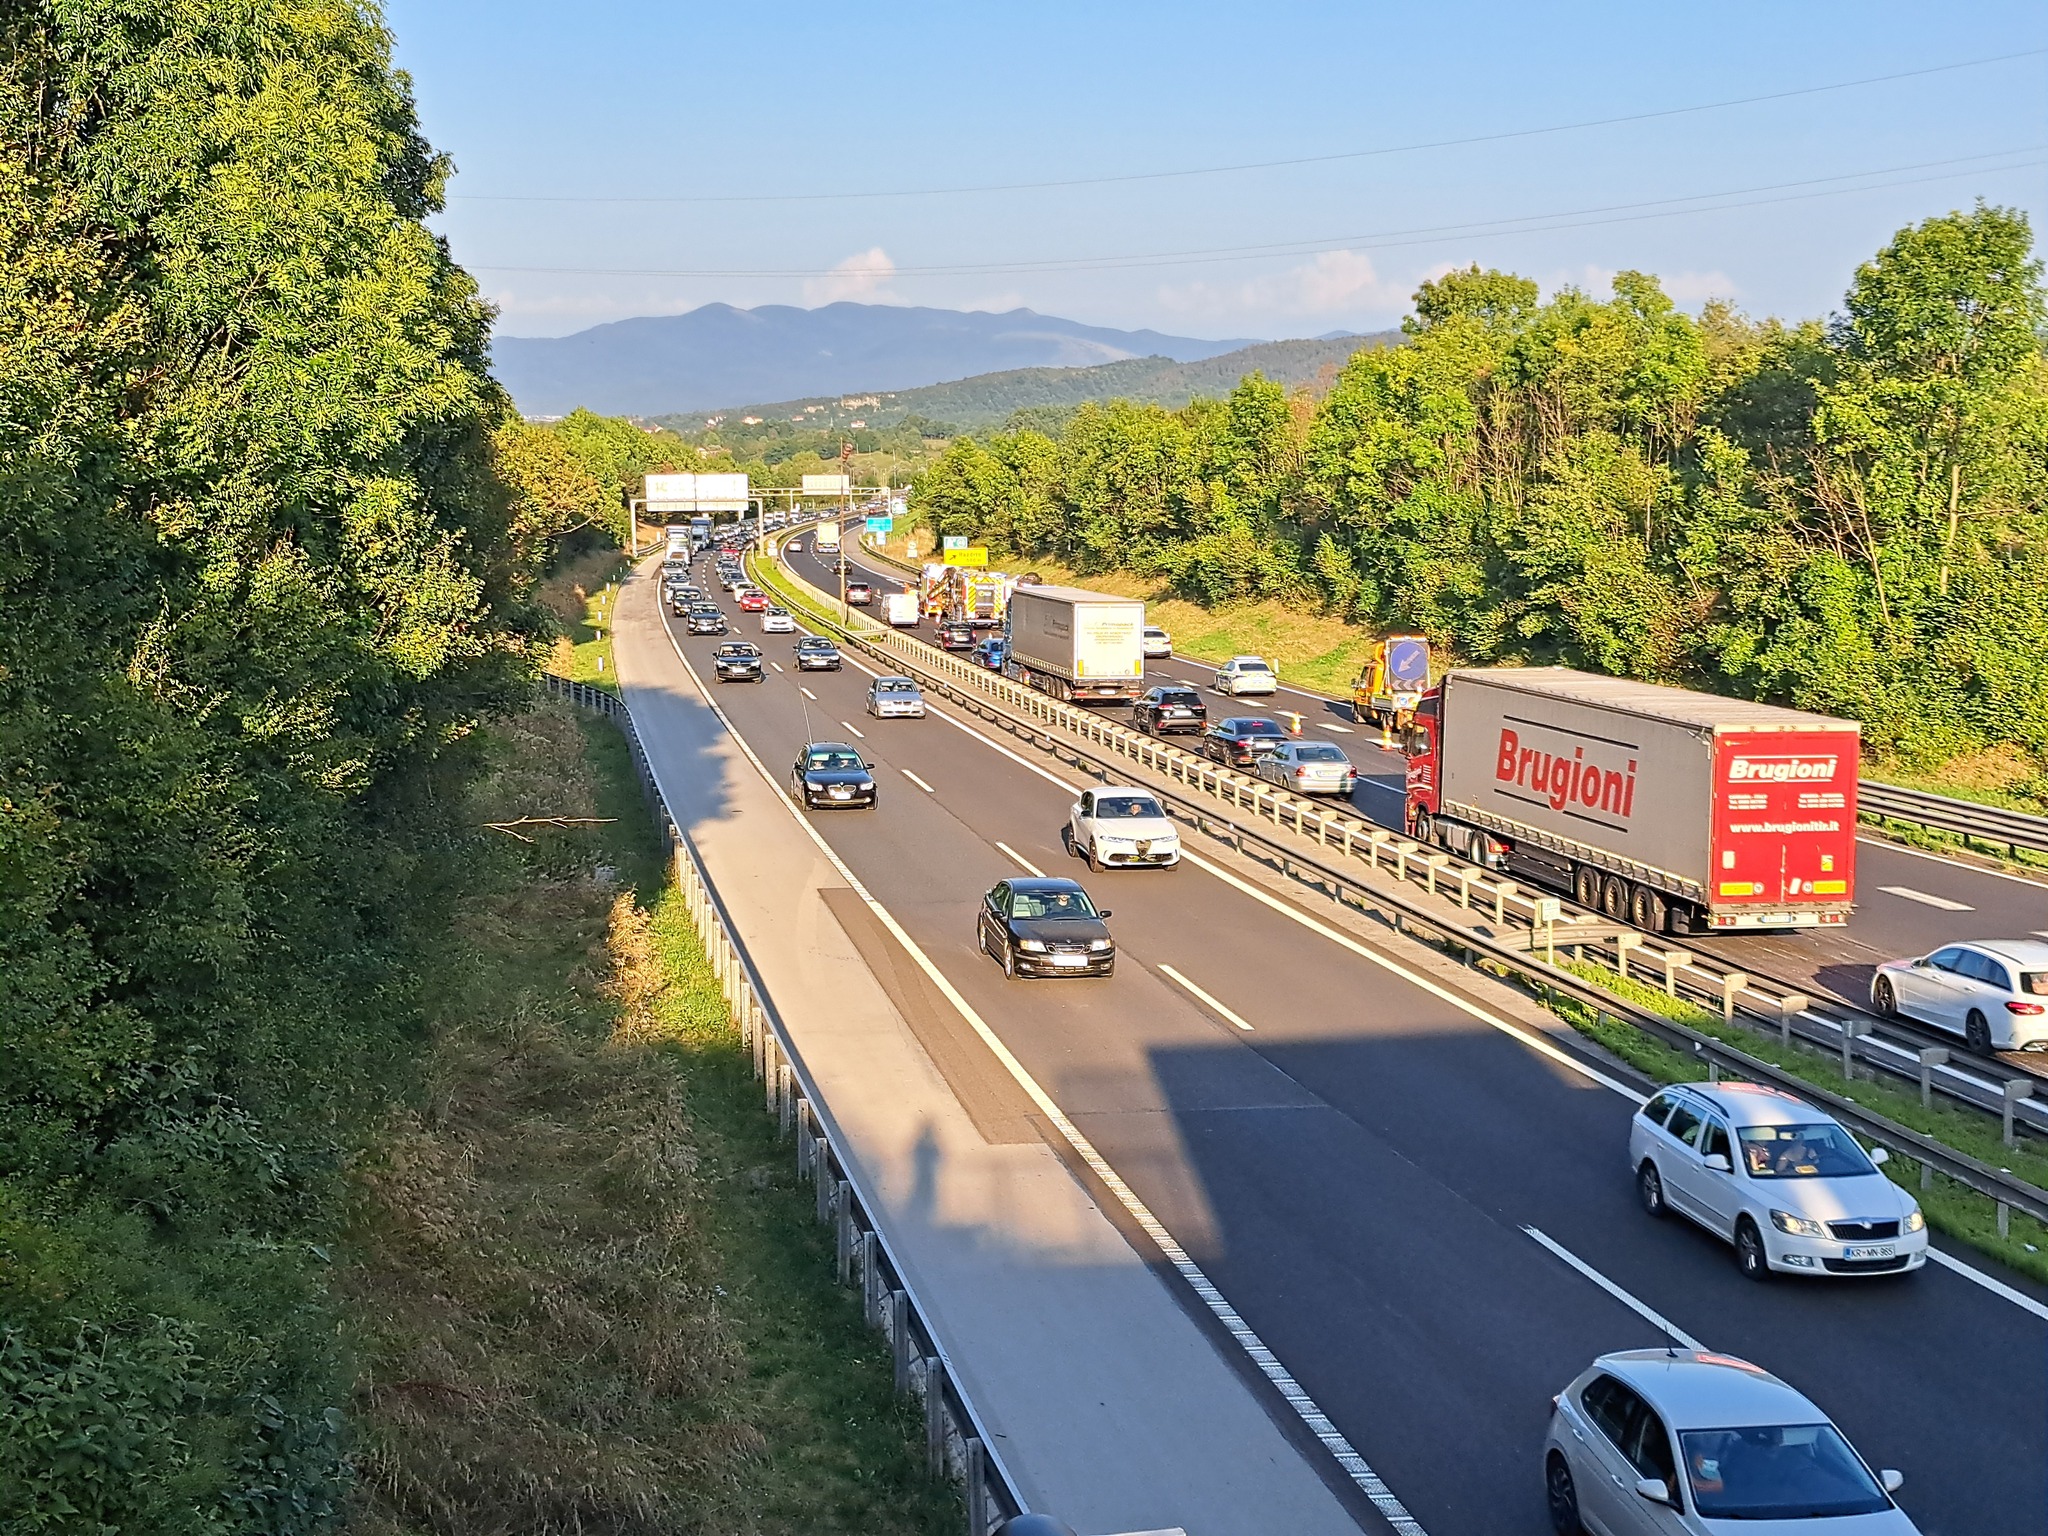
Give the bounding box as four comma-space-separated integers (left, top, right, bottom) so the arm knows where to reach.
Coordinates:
544, 668, 1030, 1533
1858, 780, 2048, 857
749, 549, 2048, 1233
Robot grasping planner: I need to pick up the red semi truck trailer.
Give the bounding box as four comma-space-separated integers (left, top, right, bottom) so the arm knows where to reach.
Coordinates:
1403, 668, 1859, 935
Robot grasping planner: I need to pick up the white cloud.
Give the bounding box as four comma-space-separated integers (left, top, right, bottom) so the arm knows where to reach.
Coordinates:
803, 247, 898, 305
1154, 249, 1417, 328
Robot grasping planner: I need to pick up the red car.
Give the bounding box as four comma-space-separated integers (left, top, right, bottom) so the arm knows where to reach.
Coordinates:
738, 589, 769, 613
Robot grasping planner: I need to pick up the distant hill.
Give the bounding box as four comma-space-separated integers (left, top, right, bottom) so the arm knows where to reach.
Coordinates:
651, 332, 1401, 440
492, 302, 1260, 417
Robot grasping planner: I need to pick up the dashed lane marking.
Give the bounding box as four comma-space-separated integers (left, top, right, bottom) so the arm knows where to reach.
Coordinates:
840, 720, 866, 739
1158, 964, 1256, 1031
902, 768, 936, 794
993, 841, 1045, 877
1878, 885, 1975, 911
1523, 1227, 1706, 1352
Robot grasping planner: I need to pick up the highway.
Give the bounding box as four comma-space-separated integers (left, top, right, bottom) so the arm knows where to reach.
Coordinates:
785, 536, 2048, 1020
651, 540, 2047, 1536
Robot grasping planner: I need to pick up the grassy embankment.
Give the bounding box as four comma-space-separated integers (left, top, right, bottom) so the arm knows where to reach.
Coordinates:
543, 547, 630, 693
342, 634, 955, 1529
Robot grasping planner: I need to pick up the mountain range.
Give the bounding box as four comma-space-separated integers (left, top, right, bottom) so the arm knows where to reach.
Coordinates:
650, 332, 1401, 438
492, 302, 1262, 417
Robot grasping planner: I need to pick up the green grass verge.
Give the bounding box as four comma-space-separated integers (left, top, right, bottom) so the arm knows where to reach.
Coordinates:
343, 702, 958, 1535
1551, 962, 2048, 1286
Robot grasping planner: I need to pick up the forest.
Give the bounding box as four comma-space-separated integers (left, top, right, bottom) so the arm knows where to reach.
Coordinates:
913, 206, 2048, 769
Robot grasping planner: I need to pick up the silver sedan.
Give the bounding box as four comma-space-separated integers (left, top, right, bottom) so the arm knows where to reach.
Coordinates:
1255, 739, 1357, 795
866, 676, 926, 718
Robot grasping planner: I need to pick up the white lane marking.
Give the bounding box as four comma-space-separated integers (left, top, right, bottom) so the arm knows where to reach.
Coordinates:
1523, 1227, 1706, 1351
2034, 931, 2048, 941
902, 768, 936, 794
771, 661, 785, 672
799, 686, 817, 700
1177, 848, 1645, 1102
1317, 721, 1353, 734
1861, 835, 2048, 893
1928, 1248, 2048, 1321
760, 548, 2048, 1326
1878, 885, 1975, 911
840, 720, 867, 738
994, 841, 1045, 877
649, 619, 1429, 1534
1159, 964, 1255, 1031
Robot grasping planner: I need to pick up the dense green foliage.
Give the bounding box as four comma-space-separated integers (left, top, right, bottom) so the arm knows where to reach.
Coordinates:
916, 209, 2048, 762
0, 3, 552, 1525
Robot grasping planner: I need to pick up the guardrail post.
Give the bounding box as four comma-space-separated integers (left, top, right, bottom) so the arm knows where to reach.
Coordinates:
965, 1438, 989, 1534
1423, 851, 1450, 896
836, 1182, 854, 1284
1776, 994, 1810, 1045
1917, 1047, 1949, 1109
1660, 950, 1685, 997
924, 1358, 947, 1475
2003, 1079, 2033, 1148
1494, 880, 1516, 925
1613, 932, 1642, 982
778, 1064, 795, 1136
1717, 972, 1750, 1021
890, 1290, 911, 1393
764, 1036, 780, 1116
1839, 1018, 1869, 1080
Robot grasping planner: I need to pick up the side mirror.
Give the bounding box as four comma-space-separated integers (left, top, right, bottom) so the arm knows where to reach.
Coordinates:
1880, 1469, 1904, 1494
1912, 956, 1931, 968
1097, 910, 1113, 920
1870, 1146, 1890, 1166
1633, 1477, 1673, 1506
1704, 1153, 1732, 1174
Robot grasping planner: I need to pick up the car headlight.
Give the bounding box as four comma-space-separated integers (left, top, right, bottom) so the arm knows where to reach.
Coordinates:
1096, 835, 1133, 846
1017, 939, 1048, 953
856, 779, 875, 791
1769, 1209, 1827, 1238
1088, 938, 1113, 951
1905, 1207, 1926, 1233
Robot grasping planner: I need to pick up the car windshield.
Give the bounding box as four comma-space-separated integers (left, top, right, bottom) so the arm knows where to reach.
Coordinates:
1294, 744, 1347, 762
1096, 795, 1163, 819
1680, 1425, 1890, 1520
877, 679, 918, 694
807, 750, 863, 771
1010, 888, 1098, 920
1736, 1123, 1875, 1179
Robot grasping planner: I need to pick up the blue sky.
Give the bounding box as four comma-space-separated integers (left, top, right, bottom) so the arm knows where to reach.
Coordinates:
384, 0, 2048, 339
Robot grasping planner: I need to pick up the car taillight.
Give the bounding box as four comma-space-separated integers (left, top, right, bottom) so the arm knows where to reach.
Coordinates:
2007, 1001, 2045, 1015
1295, 768, 1310, 779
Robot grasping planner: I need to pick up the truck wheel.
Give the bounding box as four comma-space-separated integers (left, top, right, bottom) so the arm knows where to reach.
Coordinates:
1573, 866, 1601, 909
1599, 874, 1628, 921
1414, 811, 1435, 847
1628, 884, 1666, 932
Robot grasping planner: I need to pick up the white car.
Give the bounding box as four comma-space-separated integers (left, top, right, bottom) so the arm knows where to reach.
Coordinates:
1213, 655, 1277, 697
1871, 938, 2048, 1053
1630, 1082, 1926, 1280
866, 676, 926, 718
1067, 787, 1180, 870
1544, 1349, 1915, 1535
1142, 625, 1173, 659
760, 607, 796, 633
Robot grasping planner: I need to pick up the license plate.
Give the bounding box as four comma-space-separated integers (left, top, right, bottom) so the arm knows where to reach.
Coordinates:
1051, 953, 1088, 967
1845, 1244, 1896, 1261
829, 788, 852, 798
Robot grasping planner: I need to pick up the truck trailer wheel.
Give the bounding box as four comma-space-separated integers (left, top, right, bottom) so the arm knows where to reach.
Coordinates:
1628, 884, 1666, 933
1599, 874, 1629, 921
1573, 866, 1602, 909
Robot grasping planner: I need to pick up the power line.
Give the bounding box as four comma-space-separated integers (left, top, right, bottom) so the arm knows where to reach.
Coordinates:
464, 147, 2047, 281
449, 47, 2048, 206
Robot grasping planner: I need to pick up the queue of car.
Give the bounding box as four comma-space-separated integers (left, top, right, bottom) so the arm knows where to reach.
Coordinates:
659, 547, 1960, 1535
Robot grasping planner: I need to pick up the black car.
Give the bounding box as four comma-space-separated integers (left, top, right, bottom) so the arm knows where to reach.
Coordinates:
686, 606, 727, 636
976, 878, 1114, 978
937, 621, 976, 651
712, 642, 764, 682
792, 742, 877, 809
795, 637, 843, 671
1134, 685, 1208, 735
846, 581, 874, 606
1203, 716, 1289, 766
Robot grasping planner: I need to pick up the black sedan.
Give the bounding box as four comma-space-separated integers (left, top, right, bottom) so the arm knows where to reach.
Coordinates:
1133, 685, 1208, 735
792, 742, 877, 809
1203, 716, 1289, 766
712, 642, 764, 682
794, 636, 843, 671
976, 877, 1115, 978
686, 607, 728, 636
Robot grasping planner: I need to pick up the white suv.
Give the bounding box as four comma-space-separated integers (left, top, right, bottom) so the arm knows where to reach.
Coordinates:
1870, 938, 2048, 1053
1630, 1082, 1926, 1280
1213, 655, 1277, 696
1545, 1350, 1914, 1534
1067, 786, 1180, 870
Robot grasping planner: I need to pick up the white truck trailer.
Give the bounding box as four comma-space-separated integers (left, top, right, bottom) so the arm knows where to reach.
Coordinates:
1404, 667, 1860, 934
1002, 585, 1145, 704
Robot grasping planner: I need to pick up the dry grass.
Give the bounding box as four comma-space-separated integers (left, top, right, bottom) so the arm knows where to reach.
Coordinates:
341, 704, 956, 1536
539, 549, 629, 693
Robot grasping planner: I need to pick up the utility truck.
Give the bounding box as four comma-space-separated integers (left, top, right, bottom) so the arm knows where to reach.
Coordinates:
1402, 667, 1859, 935
1352, 635, 1433, 741
1003, 585, 1145, 705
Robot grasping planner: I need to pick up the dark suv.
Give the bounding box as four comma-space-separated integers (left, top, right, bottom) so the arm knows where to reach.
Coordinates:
1203, 717, 1288, 766
937, 621, 976, 651
1133, 686, 1207, 735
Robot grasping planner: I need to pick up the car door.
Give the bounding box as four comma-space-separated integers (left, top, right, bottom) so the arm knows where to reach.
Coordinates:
1071, 791, 1095, 850
1654, 1097, 1709, 1223
1911, 946, 1972, 1033
1680, 1116, 1744, 1237
1953, 950, 2010, 1040
1573, 1376, 1650, 1535
980, 883, 1009, 954
1613, 1395, 1688, 1535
